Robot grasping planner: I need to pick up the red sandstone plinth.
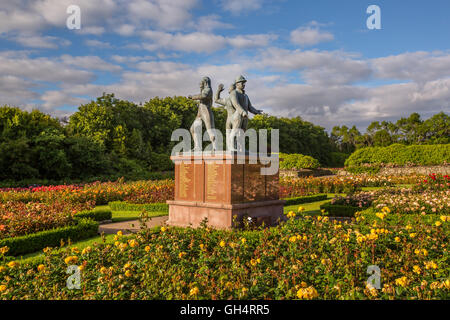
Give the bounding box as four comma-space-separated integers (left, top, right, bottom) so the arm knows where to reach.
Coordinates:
167, 152, 285, 229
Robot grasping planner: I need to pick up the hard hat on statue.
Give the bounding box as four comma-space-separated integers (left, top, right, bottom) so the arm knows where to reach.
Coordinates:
234, 75, 247, 84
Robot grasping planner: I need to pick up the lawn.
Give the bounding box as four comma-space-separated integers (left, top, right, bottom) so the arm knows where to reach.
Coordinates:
283, 193, 344, 216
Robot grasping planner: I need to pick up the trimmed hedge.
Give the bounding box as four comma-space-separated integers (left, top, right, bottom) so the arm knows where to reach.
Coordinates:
319, 202, 368, 217
108, 201, 169, 212
280, 153, 320, 170
0, 218, 98, 256
75, 209, 112, 221
283, 194, 328, 206
345, 143, 450, 167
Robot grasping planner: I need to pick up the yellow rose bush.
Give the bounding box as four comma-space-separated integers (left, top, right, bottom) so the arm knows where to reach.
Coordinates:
0, 212, 448, 300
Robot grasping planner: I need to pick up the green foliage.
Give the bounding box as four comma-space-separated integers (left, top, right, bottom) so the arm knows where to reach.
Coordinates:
148, 152, 173, 171
250, 115, 334, 166
283, 194, 328, 206
328, 152, 350, 168
63, 135, 110, 179
0, 137, 39, 180
0, 219, 98, 256
33, 128, 72, 180
1, 99, 448, 182
330, 125, 361, 153
108, 201, 169, 212
345, 144, 450, 167
319, 202, 364, 217
280, 153, 320, 170
0, 106, 62, 141
332, 112, 450, 151
75, 209, 112, 222
357, 208, 444, 227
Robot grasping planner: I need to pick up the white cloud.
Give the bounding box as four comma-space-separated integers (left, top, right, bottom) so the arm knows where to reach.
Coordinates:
0, 54, 94, 84
12, 34, 71, 49
40, 90, 87, 111
141, 30, 278, 53
114, 24, 136, 36
60, 55, 122, 72
194, 15, 233, 32
290, 22, 334, 46
136, 61, 189, 73
1, 46, 449, 131
84, 39, 112, 48
0, 0, 197, 36
227, 34, 277, 49
78, 26, 106, 36
220, 0, 264, 15
372, 51, 450, 83
127, 0, 198, 30
253, 48, 371, 85
0, 0, 118, 34
0, 75, 39, 106
141, 31, 226, 53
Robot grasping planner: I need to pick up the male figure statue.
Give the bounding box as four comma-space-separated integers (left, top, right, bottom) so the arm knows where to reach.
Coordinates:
215, 83, 236, 150
188, 76, 217, 151
229, 75, 263, 151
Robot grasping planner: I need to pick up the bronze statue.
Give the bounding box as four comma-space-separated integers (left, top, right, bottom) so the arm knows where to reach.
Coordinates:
188, 76, 217, 151
224, 75, 263, 151
215, 83, 236, 150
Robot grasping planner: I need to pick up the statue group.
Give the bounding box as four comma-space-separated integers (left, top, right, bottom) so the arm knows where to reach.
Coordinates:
188, 75, 263, 152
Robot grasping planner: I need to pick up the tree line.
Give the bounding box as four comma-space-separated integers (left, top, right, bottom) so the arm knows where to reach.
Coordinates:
331, 112, 449, 154
0, 93, 448, 183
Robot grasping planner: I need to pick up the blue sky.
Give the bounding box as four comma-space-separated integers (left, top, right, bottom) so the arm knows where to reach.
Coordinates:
0, 0, 449, 132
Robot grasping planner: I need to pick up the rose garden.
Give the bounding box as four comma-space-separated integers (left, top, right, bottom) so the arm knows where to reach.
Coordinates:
0, 78, 448, 300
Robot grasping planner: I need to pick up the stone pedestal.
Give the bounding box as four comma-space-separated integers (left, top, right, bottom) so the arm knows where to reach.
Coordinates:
167, 152, 285, 229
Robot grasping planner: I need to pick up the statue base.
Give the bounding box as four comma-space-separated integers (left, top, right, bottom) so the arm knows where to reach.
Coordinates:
166, 152, 285, 229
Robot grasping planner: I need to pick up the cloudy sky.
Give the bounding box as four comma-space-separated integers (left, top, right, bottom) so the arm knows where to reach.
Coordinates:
0, 0, 449, 132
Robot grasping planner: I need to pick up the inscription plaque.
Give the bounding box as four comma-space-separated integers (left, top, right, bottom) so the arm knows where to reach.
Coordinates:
179, 162, 193, 199
206, 162, 218, 201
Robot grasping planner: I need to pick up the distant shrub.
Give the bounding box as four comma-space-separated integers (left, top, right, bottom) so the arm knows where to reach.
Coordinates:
149, 152, 174, 172
75, 209, 112, 221
280, 153, 320, 170
328, 152, 350, 168
283, 194, 328, 206
319, 202, 363, 217
345, 144, 450, 167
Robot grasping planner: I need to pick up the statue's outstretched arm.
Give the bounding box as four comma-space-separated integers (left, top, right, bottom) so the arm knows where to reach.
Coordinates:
214, 86, 226, 106
215, 98, 227, 107
189, 88, 211, 101
247, 98, 262, 115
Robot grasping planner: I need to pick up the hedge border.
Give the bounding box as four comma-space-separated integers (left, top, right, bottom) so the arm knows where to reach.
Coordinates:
0, 218, 99, 257
108, 201, 168, 212
283, 194, 328, 206
319, 202, 368, 217
75, 209, 112, 221
345, 143, 450, 167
